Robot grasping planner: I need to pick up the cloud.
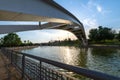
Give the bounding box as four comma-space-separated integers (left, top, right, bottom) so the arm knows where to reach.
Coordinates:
82, 18, 98, 38
17, 29, 77, 43
96, 5, 102, 12
86, 0, 104, 14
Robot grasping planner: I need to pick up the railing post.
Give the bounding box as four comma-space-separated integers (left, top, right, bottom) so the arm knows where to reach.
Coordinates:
10, 51, 12, 64
22, 55, 25, 79
39, 61, 42, 80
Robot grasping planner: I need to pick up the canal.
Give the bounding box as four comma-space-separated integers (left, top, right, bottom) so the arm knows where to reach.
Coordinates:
21, 46, 120, 78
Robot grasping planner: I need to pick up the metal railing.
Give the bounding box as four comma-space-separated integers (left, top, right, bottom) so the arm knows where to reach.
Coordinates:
1, 48, 120, 80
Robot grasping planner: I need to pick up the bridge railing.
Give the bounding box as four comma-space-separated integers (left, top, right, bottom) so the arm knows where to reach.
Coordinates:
1, 48, 120, 80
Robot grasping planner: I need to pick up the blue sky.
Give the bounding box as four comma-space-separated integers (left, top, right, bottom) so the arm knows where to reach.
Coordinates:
0, 0, 120, 43
55, 0, 120, 34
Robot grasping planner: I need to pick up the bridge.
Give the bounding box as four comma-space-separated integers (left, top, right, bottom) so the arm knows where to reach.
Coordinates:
0, 0, 87, 46
0, 0, 120, 80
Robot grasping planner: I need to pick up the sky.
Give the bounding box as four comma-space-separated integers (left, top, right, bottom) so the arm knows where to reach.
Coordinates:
55, 0, 120, 35
0, 0, 120, 43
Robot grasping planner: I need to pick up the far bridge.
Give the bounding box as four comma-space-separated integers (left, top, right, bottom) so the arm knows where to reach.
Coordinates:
0, 0, 87, 46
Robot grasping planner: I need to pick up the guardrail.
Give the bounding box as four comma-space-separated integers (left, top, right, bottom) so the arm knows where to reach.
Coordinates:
1, 48, 120, 80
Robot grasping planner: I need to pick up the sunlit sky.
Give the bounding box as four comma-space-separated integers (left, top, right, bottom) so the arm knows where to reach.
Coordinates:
0, 0, 120, 43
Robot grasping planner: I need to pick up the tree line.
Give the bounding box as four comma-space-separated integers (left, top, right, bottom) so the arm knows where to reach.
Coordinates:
0, 33, 33, 47
47, 38, 80, 46
89, 26, 120, 43
0, 26, 120, 47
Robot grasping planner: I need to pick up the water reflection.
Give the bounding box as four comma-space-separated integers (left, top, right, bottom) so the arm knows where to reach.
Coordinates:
21, 46, 120, 77
92, 48, 117, 56
22, 46, 80, 65
87, 48, 120, 77
77, 48, 88, 67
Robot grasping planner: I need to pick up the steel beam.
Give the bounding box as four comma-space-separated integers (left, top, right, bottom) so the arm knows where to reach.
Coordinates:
0, 0, 81, 25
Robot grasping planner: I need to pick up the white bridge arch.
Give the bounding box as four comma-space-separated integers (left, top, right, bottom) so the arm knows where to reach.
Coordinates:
0, 0, 87, 46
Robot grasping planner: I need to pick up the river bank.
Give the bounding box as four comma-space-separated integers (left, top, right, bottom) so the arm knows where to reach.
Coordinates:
1, 44, 120, 51
87, 44, 120, 49
4, 45, 39, 51
40, 44, 120, 49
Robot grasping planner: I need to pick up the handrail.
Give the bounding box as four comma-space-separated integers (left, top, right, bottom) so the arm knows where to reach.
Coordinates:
1, 48, 120, 80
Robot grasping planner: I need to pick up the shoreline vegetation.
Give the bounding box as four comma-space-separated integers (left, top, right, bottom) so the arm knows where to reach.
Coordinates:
7, 45, 39, 51
40, 42, 120, 49
39, 26, 120, 48
40, 39, 81, 47
0, 33, 34, 47
0, 26, 120, 49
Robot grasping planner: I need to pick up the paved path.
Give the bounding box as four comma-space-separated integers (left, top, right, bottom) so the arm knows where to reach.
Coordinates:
0, 50, 21, 80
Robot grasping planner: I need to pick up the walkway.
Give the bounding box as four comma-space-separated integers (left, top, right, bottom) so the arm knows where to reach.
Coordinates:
0, 50, 21, 80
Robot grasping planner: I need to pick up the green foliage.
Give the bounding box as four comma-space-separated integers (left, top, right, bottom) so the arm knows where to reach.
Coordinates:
89, 28, 98, 41
48, 38, 81, 47
0, 33, 33, 47
116, 31, 120, 41
89, 26, 115, 42
2, 33, 22, 47
22, 40, 33, 46
0, 38, 4, 46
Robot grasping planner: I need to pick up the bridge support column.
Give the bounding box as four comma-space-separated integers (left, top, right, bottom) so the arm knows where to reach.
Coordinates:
81, 38, 88, 47
79, 35, 88, 47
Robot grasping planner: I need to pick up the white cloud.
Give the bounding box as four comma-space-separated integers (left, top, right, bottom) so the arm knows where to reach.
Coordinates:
86, 0, 103, 14
97, 5, 102, 13
18, 29, 77, 43
82, 18, 98, 38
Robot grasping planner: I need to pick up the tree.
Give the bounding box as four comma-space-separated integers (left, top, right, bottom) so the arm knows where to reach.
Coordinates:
89, 28, 99, 41
98, 26, 115, 41
116, 31, 120, 41
0, 38, 4, 46
24, 40, 26, 44
26, 40, 33, 45
3, 33, 22, 46
89, 26, 115, 42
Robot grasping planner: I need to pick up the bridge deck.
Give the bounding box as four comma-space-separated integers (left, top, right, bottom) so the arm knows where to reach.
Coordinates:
0, 50, 21, 80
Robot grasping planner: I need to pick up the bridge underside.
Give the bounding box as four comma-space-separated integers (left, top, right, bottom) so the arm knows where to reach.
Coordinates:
0, 0, 87, 46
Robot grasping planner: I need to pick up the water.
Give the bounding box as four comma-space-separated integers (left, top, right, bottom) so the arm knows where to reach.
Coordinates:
21, 46, 120, 77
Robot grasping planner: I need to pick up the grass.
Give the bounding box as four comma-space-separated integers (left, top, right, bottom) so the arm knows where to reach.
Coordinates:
88, 40, 120, 46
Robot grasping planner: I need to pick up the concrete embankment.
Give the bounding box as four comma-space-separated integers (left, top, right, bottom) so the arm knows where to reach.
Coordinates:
6, 45, 39, 51
87, 44, 120, 49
